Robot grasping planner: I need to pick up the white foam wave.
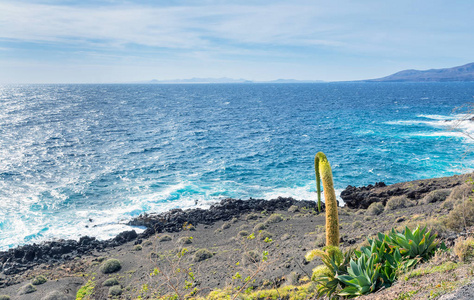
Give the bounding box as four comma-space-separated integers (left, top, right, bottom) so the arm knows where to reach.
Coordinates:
386, 114, 474, 142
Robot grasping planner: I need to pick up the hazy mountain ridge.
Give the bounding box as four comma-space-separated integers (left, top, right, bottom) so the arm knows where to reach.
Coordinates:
142, 78, 323, 84
368, 62, 474, 82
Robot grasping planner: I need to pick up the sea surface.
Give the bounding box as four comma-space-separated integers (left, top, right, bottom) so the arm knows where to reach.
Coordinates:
1, 82, 474, 250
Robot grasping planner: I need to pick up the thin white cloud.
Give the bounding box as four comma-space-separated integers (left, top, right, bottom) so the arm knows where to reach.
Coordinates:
0, 1, 346, 50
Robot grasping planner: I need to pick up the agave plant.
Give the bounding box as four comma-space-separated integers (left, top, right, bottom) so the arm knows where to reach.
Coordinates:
306, 246, 353, 299
386, 226, 446, 260
359, 236, 418, 285
336, 253, 383, 298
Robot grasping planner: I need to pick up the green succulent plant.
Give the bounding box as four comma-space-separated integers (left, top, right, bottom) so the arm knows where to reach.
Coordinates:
306, 246, 353, 299
314, 152, 339, 247
386, 226, 446, 260
336, 252, 383, 298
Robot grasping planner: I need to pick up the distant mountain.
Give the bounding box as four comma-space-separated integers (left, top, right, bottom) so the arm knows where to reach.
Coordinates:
147, 77, 251, 84
143, 78, 323, 84
368, 62, 474, 82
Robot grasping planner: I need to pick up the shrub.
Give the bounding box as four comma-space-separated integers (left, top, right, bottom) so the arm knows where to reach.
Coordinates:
100, 259, 122, 274
314, 234, 325, 247
253, 222, 267, 231
133, 245, 142, 251
18, 283, 36, 295
367, 202, 384, 215
258, 230, 273, 240
0, 296, 10, 300
352, 221, 362, 228
102, 278, 119, 287
385, 195, 413, 211
422, 189, 451, 204
32, 275, 47, 285
178, 236, 193, 244
265, 213, 284, 224
238, 230, 249, 237
159, 235, 172, 242
40, 291, 69, 300
108, 285, 122, 296
246, 213, 260, 220
445, 197, 474, 231
454, 236, 474, 262
243, 250, 260, 265
288, 205, 299, 213
194, 249, 213, 262
442, 183, 473, 209
221, 222, 231, 230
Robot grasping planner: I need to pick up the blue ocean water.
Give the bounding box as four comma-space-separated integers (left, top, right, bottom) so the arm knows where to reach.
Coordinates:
0, 82, 473, 250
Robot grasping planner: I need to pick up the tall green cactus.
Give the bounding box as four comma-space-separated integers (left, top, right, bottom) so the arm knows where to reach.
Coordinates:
314, 152, 339, 247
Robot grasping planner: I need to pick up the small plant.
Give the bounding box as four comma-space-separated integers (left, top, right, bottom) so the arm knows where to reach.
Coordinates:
76, 280, 95, 300
194, 249, 213, 262
100, 258, 122, 274
0, 296, 10, 300
306, 246, 353, 299
314, 152, 339, 247
288, 205, 299, 212
385, 195, 413, 211
109, 285, 123, 296
265, 213, 283, 224
454, 236, 474, 261
367, 202, 384, 215
253, 222, 267, 231
257, 230, 272, 240
133, 244, 143, 251
102, 278, 119, 287
31, 275, 47, 285
159, 235, 172, 242
385, 226, 445, 260
18, 283, 36, 295
422, 189, 451, 204
178, 236, 193, 244
238, 230, 249, 237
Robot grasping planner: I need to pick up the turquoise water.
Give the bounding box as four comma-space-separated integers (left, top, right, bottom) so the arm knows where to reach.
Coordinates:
0, 82, 473, 250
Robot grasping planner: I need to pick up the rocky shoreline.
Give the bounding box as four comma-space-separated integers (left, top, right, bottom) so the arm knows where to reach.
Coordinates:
2, 172, 471, 278
0, 197, 317, 278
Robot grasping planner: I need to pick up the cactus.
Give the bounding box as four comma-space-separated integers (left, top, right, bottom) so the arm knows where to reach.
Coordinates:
314, 152, 339, 247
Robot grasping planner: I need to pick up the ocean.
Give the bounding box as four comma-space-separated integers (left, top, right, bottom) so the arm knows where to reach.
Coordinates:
1, 82, 473, 250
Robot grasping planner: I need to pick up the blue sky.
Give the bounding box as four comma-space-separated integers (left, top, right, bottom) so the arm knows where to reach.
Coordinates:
0, 0, 473, 83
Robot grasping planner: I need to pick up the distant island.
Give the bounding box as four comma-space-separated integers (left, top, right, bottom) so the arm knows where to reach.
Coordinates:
141, 78, 324, 84
367, 62, 474, 82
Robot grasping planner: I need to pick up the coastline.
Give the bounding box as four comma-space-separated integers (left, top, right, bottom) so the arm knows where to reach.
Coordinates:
1, 172, 473, 299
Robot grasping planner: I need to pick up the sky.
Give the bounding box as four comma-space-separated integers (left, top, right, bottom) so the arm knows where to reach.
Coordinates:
0, 0, 473, 83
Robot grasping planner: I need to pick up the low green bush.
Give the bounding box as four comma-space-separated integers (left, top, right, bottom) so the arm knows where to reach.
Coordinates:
265, 213, 283, 224
0, 295, 10, 300
367, 202, 384, 215
159, 235, 172, 242
18, 283, 36, 295
100, 259, 122, 274
385, 195, 413, 211
108, 285, 122, 296
257, 230, 272, 240
194, 249, 213, 262
102, 278, 119, 287
422, 189, 451, 204
32, 275, 47, 285
253, 222, 267, 231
